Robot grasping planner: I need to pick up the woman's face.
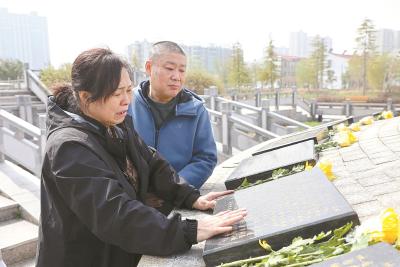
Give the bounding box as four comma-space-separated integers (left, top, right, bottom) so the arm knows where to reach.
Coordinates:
84, 68, 133, 126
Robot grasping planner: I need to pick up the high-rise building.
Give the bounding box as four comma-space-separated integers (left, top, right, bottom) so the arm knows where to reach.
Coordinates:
126, 40, 232, 74
395, 31, 400, 51
375, 29, 396, 54
289, 31, 332, 57
182, 44, 231, 74
275, 46, 289, 56
0, 8, 50, 70
125, 39, 152, 71
289, 31, 309, 57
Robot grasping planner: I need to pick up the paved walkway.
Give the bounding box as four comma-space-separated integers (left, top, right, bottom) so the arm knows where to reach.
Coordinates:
321, 116, 400, 223
138, 116, 400, 267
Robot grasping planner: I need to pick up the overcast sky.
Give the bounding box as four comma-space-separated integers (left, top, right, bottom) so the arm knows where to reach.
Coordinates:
1, 0, 399, 67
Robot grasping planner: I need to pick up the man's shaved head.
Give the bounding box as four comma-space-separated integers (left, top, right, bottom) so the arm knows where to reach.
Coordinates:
150, 41, 186, 62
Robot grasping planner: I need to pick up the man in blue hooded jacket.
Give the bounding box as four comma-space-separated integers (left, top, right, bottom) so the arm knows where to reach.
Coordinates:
128, 41, 217, 189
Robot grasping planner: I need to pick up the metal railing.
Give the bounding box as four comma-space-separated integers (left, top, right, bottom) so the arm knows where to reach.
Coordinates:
0, 109, 46, 177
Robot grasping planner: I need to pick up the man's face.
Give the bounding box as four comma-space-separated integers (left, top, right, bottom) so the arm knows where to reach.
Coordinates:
146, 52, 186, 103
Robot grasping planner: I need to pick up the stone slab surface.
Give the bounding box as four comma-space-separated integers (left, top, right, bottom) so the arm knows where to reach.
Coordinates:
311, 242, 400, 266
327, 117, 400, 222
254, 117, 353, 155
204, 168, 359, 266
225, 139, 315, 189
139, 116, 400, 267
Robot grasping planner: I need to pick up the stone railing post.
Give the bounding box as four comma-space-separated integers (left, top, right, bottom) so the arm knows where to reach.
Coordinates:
229, 89, 238, 111
344, 101, 353, 117
203, 88, 210, 108
16, 95, 33, 123
208, 86, 218, 112
24, 63, 30, 89
255, 89, 261, 107
291, 87, 297, 108
39, 114, 47, 158
229, 89, 238, 102
259, 99, 270, 130
310, 99, 317, 120
386, 98, 393, 112
274, 89, 280, 111
0, 117, 4, 163
221, 102, 232, 156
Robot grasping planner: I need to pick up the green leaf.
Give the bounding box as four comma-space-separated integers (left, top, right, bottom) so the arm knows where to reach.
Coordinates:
314, 230, 332, 241
350, 233, 370, 251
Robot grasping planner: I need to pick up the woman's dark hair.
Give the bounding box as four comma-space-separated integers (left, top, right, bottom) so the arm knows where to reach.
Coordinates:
53, 48, 131, 109
72, 48, 130, 102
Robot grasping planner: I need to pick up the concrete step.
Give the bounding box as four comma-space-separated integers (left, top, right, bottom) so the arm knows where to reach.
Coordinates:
0, 195, 19, 222
0, 220, 38, 265
8, 257, 35, 267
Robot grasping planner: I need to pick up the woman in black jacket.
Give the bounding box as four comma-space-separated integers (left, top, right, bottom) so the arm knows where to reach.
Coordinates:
36, 48, 246, 267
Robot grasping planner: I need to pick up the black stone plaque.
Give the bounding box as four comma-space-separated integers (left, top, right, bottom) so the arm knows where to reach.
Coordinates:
225, 139, 316, 190
253, 117, 354, 156
203, 168, 360, 267
311, 242, 400, 266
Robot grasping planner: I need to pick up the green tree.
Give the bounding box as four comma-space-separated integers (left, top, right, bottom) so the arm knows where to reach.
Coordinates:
129, 51, 141, 71
227, 42, 250, 89
367, 54, 389, 91
309, 35, 328, 89
259, 40, 280, 89
345, 55, 363, 89
187, 55, 204, 71
185, 68, 220, 95
250, 60, 262, 89
40, 63, 72, 88
0, 59, 24, 80
384, 52, 400, 93
355, 18, 377, 95
296, 58, 316, 89
214, 57, 230, 89
325, 60, 336, 87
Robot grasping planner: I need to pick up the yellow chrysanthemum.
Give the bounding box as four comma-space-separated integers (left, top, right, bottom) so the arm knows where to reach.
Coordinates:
317, 159, 335, 181
382, 111, 394, 119
305, 161, 313, 171
336, 123, 349, 132
360, 116, 374, 125
349, 122, 361, 132
335, 131, 352, 147
380, 208, 399, 244
347, 130, 358, 144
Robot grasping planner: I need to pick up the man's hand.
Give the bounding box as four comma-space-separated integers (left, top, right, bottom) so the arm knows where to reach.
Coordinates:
192, 190, 234, 210
197, 208, 247, 242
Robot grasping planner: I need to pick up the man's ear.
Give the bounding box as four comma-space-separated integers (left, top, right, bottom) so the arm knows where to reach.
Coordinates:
78, 91, 91, 103
145, 60, 152, 76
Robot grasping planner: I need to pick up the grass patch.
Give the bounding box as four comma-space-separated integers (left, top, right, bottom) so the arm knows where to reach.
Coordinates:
304, 121, 321, 127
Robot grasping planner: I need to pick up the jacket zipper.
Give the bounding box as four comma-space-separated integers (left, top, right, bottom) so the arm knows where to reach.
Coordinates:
155, 128, 160, 149
139, 87, 184, 150
154, 113, 179, 150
